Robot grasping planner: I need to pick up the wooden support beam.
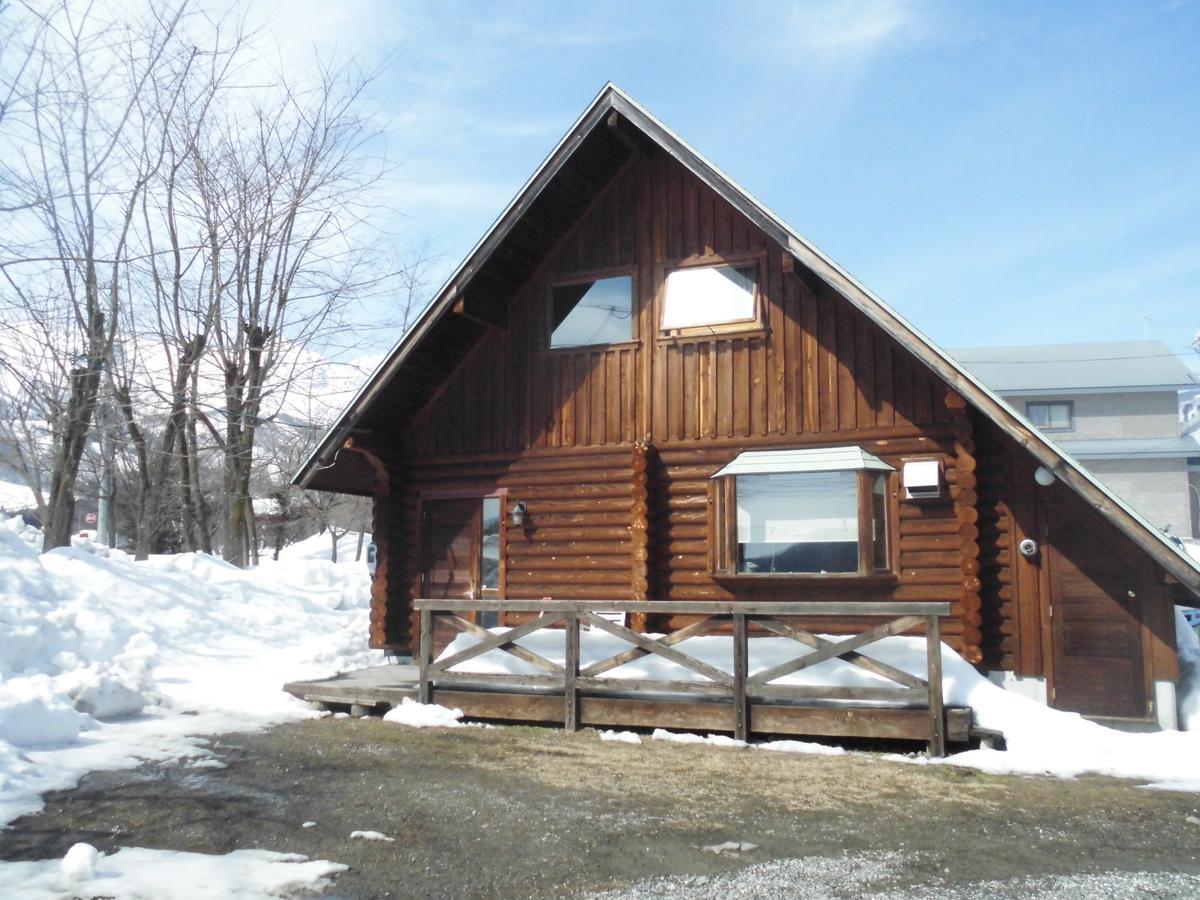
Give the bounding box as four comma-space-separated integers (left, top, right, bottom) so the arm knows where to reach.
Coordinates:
732, 613, 748, 741
417, 608, 432, 704
564, 613, 580, 732
927, 614, 946, 757
451, 292, 508, 328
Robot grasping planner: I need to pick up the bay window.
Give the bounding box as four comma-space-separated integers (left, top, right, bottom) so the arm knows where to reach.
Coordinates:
711, 447, 894, 578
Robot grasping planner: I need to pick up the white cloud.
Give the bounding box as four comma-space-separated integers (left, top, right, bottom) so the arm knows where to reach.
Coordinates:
774, 0, 930, 60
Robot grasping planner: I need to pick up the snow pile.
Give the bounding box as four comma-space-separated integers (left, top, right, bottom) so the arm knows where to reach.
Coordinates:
652, 728, 746, 749
0, 842, 346, 899
598, 729, 642, 744
438, 626, 1200, 790
0, 515, 381, 826
1172, 607, 1200, 731
758, 739, 847, 756
382, 697, 465, 728
349, 830, 395, 842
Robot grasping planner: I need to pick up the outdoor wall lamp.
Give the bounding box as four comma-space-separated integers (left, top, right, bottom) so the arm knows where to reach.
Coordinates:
510, 500, 528, 527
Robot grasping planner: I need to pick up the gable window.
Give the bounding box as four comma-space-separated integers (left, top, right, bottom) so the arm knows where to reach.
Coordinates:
711, 447, 893, 578
1026, 401, 1073, 432
661, 259, 761, 336
549, 274, 633, 349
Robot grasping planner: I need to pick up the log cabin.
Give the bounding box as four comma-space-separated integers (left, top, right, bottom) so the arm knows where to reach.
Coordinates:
293, 83, 1200, 734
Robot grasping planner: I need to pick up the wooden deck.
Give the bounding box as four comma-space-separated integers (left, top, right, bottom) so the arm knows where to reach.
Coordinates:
285, 598, 975, 752
284, 663, 972, 744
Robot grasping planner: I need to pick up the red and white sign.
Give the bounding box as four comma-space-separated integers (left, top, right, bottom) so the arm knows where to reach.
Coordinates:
85, 512, 97, 525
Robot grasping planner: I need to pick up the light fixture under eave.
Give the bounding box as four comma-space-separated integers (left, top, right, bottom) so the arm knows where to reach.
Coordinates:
1034, 466, 1056, 487
510, 500, 528, 527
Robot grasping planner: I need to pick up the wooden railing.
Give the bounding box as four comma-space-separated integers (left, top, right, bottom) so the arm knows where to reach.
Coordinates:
413, 599, 952, 756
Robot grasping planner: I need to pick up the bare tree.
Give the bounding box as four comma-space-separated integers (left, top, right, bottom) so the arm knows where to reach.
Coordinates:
106, 16, 244, 559
184, 63, 389, 566
0, 1, 189, 550
2, 4, 419, 561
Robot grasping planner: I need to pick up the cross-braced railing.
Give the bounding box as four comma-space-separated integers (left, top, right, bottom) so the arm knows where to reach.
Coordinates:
413, 599, 952, 756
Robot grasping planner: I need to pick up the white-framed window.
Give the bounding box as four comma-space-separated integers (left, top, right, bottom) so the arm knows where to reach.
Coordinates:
710, 448, 893, 578
549, 273, 634, 349
1026, 400, 1073, 431
660, 259, 761, 336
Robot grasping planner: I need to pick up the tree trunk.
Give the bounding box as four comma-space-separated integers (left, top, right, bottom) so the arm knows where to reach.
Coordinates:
43, 362, 103, 551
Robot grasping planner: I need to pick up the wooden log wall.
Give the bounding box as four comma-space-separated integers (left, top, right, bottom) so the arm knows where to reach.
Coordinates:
971, 416, 1060, 677
385, 149, 975, 658
945, 391, 983, 664
649, 432, 980, 659
383, 448, 637, 646
975, 432, 1017, 670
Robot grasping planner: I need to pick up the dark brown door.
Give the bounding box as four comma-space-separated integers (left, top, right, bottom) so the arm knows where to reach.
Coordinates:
421, 499, 480, 601
1046, 501, 1147, 719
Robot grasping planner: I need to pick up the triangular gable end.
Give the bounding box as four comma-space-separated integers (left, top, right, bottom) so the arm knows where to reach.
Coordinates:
295, 82, 1200, 598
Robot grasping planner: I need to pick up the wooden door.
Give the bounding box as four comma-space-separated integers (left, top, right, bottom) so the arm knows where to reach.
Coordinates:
1046, 500, 1148, 719
421, 499, 480, 601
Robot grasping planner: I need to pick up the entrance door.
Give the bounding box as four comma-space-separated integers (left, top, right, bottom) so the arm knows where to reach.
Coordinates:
421, 496, 505, 633
1046, 500, 1148, 719
421, 498, 479, 602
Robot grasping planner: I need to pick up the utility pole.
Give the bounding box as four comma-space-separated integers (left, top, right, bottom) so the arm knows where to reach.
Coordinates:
96, 388, 117, 548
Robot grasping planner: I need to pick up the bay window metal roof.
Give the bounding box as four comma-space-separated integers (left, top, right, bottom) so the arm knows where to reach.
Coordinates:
712, 447, 894, 478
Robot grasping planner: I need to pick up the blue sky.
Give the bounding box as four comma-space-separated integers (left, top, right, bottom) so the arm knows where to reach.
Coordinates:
273, 0, 1200, 366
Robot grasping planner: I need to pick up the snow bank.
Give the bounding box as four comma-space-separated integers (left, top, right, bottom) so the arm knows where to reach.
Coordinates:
0, 842, 346, 899
438, 625, 1200, 790
382, 698, 465, 728
0, 516, 382, 826
275, 529, 369, 564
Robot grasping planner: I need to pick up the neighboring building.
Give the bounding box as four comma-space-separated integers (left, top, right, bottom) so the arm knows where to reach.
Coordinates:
295, 84, 1200, 731
951, 341, 1199, 538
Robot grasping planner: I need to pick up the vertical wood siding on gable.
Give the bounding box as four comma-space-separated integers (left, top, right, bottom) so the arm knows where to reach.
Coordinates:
405, 153, 952, 457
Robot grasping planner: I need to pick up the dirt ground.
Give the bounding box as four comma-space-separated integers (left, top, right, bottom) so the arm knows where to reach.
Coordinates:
2, 717, 1199, 898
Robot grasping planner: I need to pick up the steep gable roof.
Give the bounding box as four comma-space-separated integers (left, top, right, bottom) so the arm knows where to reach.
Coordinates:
295, 83, 1200, 596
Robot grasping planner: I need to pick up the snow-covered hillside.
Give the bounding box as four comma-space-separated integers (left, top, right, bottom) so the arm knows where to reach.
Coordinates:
0, 518, 382, 827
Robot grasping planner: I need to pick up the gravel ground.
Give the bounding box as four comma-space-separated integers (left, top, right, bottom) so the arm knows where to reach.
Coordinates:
593, 853, 1200, 898
1, 717, 1199, 898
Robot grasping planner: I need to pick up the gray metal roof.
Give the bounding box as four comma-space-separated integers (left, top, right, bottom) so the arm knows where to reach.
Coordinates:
712, 447, 893, 478
1056, 436, 1200, 460
949, 340, 1198, 394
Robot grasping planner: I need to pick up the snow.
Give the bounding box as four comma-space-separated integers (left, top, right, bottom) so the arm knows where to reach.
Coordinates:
652, 728, 747, 748
0, 479, 36, 513
757, 738, 847, 756
438, 624, 1200, 790
382, 697, 465, 728
0, 515, 382, 827
1177, 606, 1200, 731
0, 843, 346, 899
349, 830, 395, 842
598, 729, 642, 744
275, 529, 368, 563
60, 841, 98, 882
